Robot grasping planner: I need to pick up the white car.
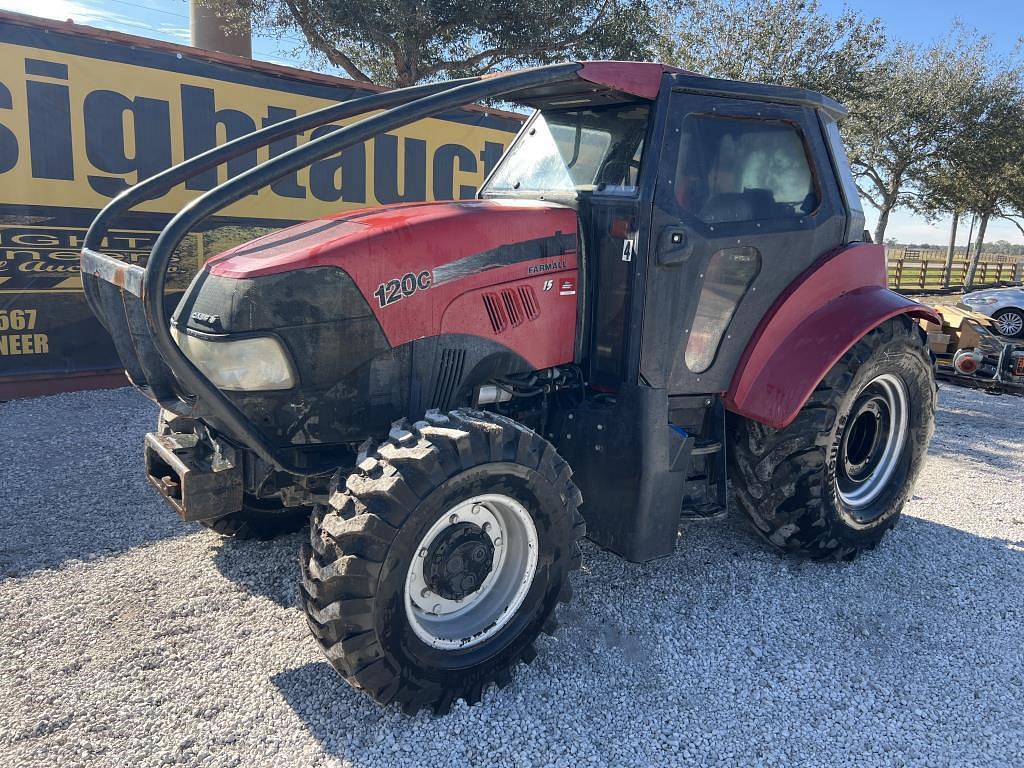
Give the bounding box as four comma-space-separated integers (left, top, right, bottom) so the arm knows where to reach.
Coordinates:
959, 286, 1024, 338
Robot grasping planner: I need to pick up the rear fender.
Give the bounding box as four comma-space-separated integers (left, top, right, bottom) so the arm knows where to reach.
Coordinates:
724, 243, 939, 429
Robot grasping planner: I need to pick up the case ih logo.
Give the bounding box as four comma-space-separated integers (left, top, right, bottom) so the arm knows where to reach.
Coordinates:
559, 278, 576, 296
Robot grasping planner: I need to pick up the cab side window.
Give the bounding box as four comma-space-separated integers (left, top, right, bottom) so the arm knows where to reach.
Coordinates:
674, 114, 818, 224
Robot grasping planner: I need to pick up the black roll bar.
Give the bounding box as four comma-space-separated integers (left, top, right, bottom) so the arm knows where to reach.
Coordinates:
80, 76, 480, 319
81, 62, 581, 475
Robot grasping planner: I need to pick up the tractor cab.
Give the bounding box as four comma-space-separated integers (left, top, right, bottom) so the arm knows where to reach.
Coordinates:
481, 64, 861, 396
474, 67, 871, 560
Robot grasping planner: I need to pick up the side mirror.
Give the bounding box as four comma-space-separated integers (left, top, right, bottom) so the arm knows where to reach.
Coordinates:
862, 229, 873, 243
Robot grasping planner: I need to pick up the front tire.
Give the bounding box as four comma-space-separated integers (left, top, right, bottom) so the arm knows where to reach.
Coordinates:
729, 316, 935, 560
300, 410, 584, 715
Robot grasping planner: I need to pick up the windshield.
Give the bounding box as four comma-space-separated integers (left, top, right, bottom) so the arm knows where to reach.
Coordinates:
482, 104, 650, 197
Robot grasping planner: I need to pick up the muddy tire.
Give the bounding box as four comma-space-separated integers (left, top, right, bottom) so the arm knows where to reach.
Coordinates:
300, 409, 584, 715
200, 497, 309, 540
728, 316, 935, 560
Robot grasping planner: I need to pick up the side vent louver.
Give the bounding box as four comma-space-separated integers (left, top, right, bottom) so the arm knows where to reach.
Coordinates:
430, 348, 466, 410
502, 290, 522, 327
518, 285, 540, 320
482, 285, 541, 334
482, 293, 507, 334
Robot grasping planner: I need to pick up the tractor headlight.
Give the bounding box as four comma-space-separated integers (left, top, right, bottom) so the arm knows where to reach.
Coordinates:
170, 327, 296, 391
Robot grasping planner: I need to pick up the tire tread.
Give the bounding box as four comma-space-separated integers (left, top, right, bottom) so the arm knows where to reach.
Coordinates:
300, 409, 583, 714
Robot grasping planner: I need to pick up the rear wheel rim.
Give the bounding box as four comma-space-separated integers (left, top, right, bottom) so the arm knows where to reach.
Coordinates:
404, 493, 538, 650
836, 373, 909, 519
996, 311, 1023, 336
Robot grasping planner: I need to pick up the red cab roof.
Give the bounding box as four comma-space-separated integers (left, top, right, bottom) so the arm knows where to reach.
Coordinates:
577, 61, 691, 100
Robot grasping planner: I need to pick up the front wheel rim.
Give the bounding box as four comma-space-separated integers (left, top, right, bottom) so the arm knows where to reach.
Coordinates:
835, 373, 910, 518
404, 493, 539, 650
996, 311, 1023, 336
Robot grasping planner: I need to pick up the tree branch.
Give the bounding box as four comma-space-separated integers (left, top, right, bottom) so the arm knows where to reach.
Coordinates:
284, 0, 373, 83
999, 214, 1024, 237
855, 182, 883, 209
419, 0, 612, 78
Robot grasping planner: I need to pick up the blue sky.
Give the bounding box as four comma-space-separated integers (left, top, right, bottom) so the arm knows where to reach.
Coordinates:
1, 0, 1022, 245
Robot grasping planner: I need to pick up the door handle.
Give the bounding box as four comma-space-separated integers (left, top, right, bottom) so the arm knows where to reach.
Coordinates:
658, 226, 692, 266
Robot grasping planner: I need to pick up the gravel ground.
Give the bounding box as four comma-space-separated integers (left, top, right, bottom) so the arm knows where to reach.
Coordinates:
1, 385, 1022, 768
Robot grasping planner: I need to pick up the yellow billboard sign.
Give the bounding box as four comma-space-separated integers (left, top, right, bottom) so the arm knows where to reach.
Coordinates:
0, 33, 517, 222
0, 12, 520, 387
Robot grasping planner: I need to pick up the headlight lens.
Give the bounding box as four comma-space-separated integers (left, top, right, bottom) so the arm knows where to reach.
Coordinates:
170, 327, 296, 391
963, 295, 998, 305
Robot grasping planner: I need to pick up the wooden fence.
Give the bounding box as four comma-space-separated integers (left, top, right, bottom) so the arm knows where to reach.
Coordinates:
886, 248, 1024, 293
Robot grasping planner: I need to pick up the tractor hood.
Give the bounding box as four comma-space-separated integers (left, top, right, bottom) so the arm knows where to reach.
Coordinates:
192, 199, 579, 349
207, 199, 577, 281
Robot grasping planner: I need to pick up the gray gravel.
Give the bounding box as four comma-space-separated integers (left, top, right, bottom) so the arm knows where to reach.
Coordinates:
1, 385, 1023, 768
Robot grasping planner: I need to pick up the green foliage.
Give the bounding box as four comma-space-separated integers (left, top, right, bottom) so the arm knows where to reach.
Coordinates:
919, 68, 1024, 221
655, 0, 886, 103
864, 30, 1024, 259
840, 26, 1018, 242
203, 0, 656, 87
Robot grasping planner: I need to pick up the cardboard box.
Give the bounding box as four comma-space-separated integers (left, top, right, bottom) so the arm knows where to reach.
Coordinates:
956, 320, 991, 350
927, 332, 951, 354
929, 305, 996, 351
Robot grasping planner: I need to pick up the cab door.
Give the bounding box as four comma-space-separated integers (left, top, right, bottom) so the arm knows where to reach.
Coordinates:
639, 91, 847, 394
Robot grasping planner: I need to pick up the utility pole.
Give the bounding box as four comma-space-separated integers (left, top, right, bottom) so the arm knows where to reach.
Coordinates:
190, 0, 252, 58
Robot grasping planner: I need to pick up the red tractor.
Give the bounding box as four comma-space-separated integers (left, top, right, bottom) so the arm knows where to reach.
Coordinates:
82, 61, 939, 714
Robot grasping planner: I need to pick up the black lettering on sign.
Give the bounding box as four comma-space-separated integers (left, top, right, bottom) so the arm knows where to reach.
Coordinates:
372, 270, 432, 308
180, 84, 257, 190
0, 225, 188, 292
25, 59, 74, 180
433, 143, 478, 200
480, 141, 504, 177
374, 134, 426, 204
308, 124, 366, 203
263, 105, 305, 199
0, 80, 18, 175
84, 90, 172, 197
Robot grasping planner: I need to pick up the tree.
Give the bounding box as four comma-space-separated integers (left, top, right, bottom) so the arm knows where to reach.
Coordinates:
202, 0, 656, 87
911, 42, 1024, 287
916, 117, 983, 287
842, 27, 994, 244
954, 77, 1024, 288
654, 0, 886, 104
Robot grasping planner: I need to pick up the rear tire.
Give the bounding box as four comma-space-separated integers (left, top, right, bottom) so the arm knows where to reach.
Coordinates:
300, 409, 584, 715
199, 497, 309, 540
728, 316, 935, 560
